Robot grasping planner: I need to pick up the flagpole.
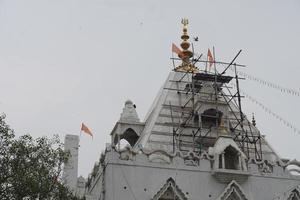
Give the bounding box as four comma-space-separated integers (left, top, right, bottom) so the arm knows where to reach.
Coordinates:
79, 123, 83, 146
205, 51, 208, 73
213, 46, 219, 136
213, 46, 216, 73
172, 51, 176, 70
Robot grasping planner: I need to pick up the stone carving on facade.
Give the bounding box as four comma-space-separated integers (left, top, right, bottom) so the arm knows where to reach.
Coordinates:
287, 189, 300, 200
216, 180, 248, 200
283, 159, 300, 168
247, 158, 300, 175
119, 147, 214, 165
284, 159, 300, 176
258, 160, 273, 174
119, 146, 134, 161
183, 151, 200, 166
289, 168, 300, 175
151, 177, 188, 200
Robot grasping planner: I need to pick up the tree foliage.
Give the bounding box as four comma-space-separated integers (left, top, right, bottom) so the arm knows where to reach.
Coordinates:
0, 114, 83, 200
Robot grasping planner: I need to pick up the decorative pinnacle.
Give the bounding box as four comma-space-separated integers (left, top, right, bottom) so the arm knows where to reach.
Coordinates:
175, 18, 197, 73
252, 113, 256, 126
180, 18, 192, 55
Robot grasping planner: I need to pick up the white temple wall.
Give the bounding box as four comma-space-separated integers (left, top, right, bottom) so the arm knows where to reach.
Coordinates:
97, 150, 300, 200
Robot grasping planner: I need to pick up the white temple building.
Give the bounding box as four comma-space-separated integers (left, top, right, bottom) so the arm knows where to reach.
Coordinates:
63, 20, 300, 200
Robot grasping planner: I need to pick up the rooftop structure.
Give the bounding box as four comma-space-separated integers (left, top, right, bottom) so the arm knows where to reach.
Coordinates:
64, 19, 300, 200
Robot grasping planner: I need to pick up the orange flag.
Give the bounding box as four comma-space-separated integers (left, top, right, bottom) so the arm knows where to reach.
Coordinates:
207, 48, 214, 68
81, 123, 93, 137
172, 43, 183, 57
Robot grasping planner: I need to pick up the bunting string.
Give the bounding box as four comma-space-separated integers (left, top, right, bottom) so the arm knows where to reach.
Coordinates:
230, 83, 300, 135
226, 66, 300, 97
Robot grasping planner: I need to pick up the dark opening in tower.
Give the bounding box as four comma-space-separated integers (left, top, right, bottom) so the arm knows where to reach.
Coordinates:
224, 146, 239, 170
201, 108, 223, 128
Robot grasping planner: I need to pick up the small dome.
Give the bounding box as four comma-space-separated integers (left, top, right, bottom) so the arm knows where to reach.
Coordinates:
125, 99, 133, 105
119, 99, 140, 123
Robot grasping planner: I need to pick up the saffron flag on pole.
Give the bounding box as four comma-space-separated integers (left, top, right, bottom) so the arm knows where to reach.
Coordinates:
81, 123, 93, 137
172, 43, 183, 57
207, 48, 214, 69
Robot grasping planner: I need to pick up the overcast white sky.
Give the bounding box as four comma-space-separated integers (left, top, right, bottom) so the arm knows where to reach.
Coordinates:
0, 0, 300, 178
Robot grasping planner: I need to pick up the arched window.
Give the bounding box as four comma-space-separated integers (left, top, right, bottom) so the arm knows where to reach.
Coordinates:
224, 146, 239, 170
122, 128, 139, 146
114, 128, 139, 147
201, 108, 223, 128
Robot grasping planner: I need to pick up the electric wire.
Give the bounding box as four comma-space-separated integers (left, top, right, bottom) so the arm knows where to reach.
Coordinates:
230, 83, 300, 135
226, 66, 300, 97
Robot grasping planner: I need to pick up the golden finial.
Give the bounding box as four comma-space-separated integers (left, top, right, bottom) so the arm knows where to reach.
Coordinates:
175, 18, 198, 73
218, 117, 229, 136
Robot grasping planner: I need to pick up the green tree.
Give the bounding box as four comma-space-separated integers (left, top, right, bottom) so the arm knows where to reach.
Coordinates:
0, 114, 83, 200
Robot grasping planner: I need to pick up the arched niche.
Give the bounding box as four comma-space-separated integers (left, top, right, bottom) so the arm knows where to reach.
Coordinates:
210, 136, 247, 172
201, 108, 223, 128
218, 145, 243, 170
222, 146, 240, 170
114, 128, 139, 147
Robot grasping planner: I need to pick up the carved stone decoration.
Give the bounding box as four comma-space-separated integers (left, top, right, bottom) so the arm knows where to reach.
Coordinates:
184, 151, 199, 166
119, 149, 133, 161
258, 160, 273, 174
289, 168, 300, 175
151, 178, 188, 200
287, 189, 300, 200
216, 180, 248, 200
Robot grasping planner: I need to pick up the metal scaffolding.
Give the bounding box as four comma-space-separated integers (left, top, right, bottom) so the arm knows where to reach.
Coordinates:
167, 50, 263, 161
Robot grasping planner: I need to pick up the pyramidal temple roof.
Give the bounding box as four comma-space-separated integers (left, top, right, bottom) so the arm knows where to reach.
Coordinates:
110, 18, 281, 165
132, 70, 279, 162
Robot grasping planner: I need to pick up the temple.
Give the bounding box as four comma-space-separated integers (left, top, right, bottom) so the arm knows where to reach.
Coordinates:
63, 19, 300, 200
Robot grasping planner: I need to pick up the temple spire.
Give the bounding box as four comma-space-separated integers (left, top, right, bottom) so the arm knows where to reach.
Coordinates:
180, 18, 193, 59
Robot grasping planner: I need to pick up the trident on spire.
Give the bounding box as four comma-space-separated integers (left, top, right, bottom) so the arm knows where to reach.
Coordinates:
174, 18, 198, 73
181, 18, 189, 26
